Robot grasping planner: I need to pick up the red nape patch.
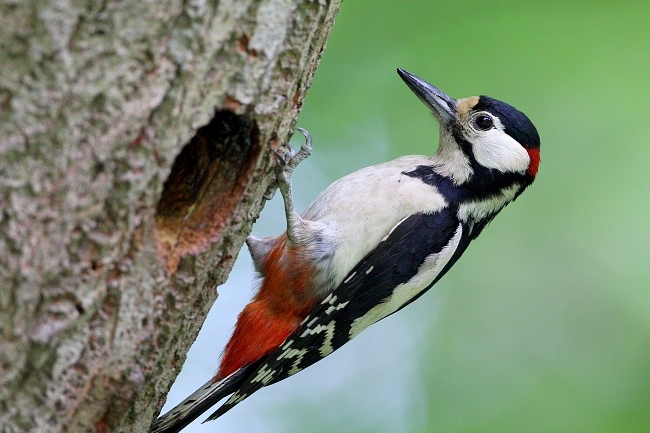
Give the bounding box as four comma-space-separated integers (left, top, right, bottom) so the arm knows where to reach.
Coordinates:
526, 148, 540, 177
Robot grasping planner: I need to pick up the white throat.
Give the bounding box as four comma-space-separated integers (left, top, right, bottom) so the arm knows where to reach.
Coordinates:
431, 128, 473, 185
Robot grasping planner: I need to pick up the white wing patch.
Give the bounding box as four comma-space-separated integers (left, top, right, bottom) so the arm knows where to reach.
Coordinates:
348, 224, 463, 338
274, 340, 309, 376
298, 296, 349, 357
251, 364, 276, 385
318, 322, 337, 357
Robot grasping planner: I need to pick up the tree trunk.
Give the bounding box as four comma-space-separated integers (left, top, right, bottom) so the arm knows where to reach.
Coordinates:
0, 1, 340, 432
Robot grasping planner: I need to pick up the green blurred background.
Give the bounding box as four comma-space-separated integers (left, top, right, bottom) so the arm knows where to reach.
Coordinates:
166, 2, 650, 432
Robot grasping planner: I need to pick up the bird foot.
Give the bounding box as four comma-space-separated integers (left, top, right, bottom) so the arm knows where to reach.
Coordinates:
275, 127, 312, 172
263, 128, 312, 202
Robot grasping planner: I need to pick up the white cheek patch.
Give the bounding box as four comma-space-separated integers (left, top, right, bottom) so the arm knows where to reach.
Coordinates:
469, 122, 530, 173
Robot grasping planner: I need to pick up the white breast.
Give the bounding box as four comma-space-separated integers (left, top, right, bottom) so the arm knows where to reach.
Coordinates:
302, 155, 448, 291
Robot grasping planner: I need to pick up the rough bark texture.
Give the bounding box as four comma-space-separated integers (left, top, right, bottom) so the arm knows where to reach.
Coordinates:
0, 1, 340, 432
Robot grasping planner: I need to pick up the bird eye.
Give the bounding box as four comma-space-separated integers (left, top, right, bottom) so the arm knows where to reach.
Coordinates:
474, 114, 494, 131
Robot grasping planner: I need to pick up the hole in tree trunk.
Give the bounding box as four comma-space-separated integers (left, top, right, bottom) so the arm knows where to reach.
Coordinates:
155, 111, 261, 274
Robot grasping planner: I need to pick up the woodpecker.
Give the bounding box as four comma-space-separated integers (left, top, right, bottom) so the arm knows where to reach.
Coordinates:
150, 68, 540, 433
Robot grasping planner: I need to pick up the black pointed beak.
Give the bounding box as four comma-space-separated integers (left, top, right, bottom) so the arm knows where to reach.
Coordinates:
397, 68, 457, 124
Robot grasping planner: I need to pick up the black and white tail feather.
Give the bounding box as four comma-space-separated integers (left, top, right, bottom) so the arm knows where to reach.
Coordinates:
150, 365, 255, 433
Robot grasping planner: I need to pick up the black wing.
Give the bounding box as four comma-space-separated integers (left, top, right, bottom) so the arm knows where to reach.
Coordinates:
206, 208, 469, 420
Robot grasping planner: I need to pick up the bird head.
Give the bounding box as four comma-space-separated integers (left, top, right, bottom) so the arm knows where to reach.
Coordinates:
397, 68, 540, 186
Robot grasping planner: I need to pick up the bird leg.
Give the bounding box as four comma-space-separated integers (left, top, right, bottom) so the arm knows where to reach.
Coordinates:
271, 128, 312, 243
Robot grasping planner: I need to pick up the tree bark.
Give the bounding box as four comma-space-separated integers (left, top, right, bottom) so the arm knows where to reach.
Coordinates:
0, 1, 340, 432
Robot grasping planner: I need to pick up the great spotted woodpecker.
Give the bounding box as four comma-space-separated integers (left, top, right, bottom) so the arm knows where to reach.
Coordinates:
150, 68, 540, 433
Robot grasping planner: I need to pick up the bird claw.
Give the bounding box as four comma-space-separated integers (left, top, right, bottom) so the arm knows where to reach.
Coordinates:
264, 128, 312, 202
271, 143, 296, 167
272, 127, 312, 171
262, 185, 277, 201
